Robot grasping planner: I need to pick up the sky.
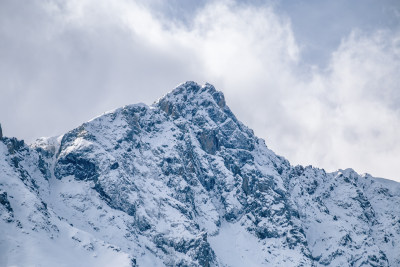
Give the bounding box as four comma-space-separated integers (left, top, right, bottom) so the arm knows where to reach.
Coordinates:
0, 0, 399, 181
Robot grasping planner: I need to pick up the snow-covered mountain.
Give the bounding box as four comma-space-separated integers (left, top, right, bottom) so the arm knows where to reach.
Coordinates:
1, 82, 399, 267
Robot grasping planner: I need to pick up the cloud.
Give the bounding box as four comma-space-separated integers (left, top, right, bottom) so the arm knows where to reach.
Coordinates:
0, 0, 399, 181
279, 30, 400, 180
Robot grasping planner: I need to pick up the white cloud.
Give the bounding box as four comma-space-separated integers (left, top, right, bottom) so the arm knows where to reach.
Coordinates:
285, 30, 400, 180
0, 0, 399, 181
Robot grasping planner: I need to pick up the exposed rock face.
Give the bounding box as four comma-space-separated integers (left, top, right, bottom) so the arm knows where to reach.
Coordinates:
1, 82, 400, 267
0, 123, 2, 139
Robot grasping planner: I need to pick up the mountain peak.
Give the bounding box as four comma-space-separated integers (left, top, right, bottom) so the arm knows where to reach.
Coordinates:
2, 82, 400, 267
154, 82, 226, 119
162, 81, 218, 97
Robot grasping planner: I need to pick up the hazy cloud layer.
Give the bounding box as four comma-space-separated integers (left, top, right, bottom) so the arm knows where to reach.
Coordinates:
0, 0, 399, 181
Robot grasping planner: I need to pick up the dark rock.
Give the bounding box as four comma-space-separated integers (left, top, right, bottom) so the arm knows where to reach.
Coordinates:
55, 152, 98, 180
0, 191, 13, 213
197, 130, 219, 155
110, 162, 119, 170
3, 137, 25, 154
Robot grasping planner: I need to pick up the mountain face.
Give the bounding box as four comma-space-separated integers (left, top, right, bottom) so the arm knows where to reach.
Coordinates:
1, 82, 400, 267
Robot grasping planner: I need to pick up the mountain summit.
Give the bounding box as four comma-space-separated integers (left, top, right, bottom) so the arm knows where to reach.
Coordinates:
1, 82, 399, 266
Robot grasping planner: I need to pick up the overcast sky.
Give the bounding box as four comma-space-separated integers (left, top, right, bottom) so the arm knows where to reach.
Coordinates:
1, 0, 399, 181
